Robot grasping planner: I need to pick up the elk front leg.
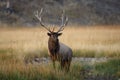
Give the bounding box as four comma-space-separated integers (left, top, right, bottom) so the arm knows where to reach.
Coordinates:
60, 61, 64, 70
52, 60, 56, 69
50, 55, 56, 69
66, 61, 71, 72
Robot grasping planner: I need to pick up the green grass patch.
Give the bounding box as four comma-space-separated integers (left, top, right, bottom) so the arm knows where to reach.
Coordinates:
0, 48, 14, 54
95, 58, 120, 78
73, 49, 95, 57
73, 49, 120, 58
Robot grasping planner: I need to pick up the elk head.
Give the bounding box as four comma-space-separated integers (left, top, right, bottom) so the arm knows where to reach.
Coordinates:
34, 8, 68, 41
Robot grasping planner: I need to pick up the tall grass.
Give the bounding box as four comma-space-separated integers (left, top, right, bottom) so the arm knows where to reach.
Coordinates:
0, 26, 120, 80
0, 54, 119, 80
0, 54, 83, 80
0, 26, 120, 57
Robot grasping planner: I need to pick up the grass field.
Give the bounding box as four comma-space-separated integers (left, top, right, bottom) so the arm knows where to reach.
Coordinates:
0, 26, 120, 57
0, 25, 120, 80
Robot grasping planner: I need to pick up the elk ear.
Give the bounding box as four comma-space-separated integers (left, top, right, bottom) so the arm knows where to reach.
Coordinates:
47, 33, 51, 36
58, 33, 62, 36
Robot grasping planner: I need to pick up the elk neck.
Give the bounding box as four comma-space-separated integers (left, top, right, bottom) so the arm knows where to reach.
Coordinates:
48, 37, 60, 55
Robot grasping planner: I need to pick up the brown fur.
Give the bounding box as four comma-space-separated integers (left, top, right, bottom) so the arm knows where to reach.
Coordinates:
48, 37, 59, 56
47, 32, 72, 72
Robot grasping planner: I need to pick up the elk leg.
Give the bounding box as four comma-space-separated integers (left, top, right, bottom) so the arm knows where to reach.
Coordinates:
65, 60, 71, 72
60, 60, 64, 70
66, 61, 71, 72
53, 60, 56, 69
51, 55, 56, 69
64, 61, 68, 72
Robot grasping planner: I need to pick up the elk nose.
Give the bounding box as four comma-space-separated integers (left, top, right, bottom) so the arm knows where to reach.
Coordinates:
53, 35, 57, 40
54, 36, 57, 40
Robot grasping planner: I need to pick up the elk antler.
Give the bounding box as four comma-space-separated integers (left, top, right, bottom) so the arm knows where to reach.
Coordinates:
57, 10, 68, 33
34, 8, 52, 32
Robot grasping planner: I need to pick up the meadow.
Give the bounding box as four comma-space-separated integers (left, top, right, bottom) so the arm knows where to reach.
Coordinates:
0, 25, 120, 80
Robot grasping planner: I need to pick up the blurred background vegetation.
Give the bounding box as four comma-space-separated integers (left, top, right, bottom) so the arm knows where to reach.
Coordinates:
0, 0, 120, 26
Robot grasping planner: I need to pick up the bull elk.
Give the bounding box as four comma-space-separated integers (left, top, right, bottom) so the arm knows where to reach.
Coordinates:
34, 8, 73, 72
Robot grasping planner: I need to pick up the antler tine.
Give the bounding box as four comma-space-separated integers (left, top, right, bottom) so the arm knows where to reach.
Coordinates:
52, 26, 55, 32
57, 10, 68, 33
34, 8, 51, 32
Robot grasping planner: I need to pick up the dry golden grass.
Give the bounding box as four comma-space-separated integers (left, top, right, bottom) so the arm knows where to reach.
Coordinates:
0, 25, 120, 58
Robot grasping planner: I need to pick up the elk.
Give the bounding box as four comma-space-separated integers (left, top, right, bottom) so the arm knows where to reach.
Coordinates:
34, 8, 73, 72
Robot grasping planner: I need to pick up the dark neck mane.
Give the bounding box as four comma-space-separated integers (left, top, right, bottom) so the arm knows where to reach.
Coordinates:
48, 38, 60, 56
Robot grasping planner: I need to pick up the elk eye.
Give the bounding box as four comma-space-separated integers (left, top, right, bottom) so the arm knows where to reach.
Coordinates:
58, 33, 62, 36
47, 33, 51, 36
